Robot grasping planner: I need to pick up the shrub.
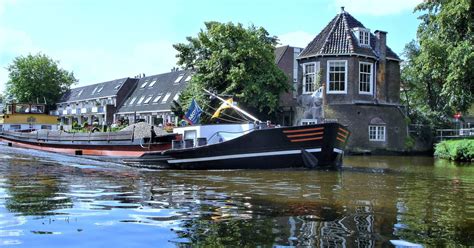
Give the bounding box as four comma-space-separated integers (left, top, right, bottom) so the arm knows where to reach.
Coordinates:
434, 139, 474, 162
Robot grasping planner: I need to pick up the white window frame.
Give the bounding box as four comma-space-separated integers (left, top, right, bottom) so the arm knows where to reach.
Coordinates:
152, 94, 163, 103
143, 95, 153, 104
148, 80, 157, 87
369, 125, 386, 141
359, 62, 373, 95
326, 60, 348, 94
354, 28, 370, 47
161, 92, 172, 103
302, 62, 319, 94
136, 96, 146, 105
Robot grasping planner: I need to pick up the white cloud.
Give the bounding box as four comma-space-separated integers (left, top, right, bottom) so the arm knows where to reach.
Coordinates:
334, 0, 422, 16
277, 31, 314, 49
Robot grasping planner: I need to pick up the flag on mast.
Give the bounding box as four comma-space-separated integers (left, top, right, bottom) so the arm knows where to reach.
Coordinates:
211, 98, 233, 119
184, 99, 202, 125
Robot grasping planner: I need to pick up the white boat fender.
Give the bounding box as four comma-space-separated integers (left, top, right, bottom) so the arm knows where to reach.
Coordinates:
390, 240, 423, 248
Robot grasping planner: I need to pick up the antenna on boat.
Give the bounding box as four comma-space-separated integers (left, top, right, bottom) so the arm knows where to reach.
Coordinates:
203, 88, 261, 122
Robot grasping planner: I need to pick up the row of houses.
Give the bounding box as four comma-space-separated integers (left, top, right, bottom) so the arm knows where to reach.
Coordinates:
54, 8, 408, 152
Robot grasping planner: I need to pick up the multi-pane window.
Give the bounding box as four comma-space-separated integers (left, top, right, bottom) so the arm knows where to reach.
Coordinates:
359, 62, 373, 94
359, 30, 370, 46
327, 60, 347, 93
303, 62, 318, 94
369, 125, 385, 141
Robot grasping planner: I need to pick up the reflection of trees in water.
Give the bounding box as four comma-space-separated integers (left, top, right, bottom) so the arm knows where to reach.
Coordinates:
2, 159, 72, 215
394, 161, 474, 246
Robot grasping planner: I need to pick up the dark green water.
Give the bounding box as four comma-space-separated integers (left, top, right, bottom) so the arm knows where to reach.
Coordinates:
0, 145, 473, 247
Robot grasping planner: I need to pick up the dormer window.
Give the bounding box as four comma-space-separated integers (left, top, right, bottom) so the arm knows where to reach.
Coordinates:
353, 28, 370, 46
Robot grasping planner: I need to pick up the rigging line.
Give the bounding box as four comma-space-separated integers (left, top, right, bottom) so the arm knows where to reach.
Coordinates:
202, 103, 248, 122
201, 110, 243, 123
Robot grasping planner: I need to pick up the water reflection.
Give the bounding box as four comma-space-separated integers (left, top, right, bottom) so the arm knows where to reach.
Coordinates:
0, 146, 473, 247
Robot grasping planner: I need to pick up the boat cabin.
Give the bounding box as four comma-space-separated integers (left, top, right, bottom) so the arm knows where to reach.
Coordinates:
0, 103, 58, 131
172, 123, 255, 148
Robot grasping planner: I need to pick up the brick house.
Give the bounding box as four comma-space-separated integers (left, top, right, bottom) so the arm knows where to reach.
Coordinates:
274, 45, 303, 126
296, 8, 407, 152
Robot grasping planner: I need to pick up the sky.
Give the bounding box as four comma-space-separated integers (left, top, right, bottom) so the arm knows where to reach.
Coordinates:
0, 0, 422, 93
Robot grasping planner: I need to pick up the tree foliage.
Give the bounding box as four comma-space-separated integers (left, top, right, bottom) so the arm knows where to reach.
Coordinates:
6, 53, 77, 109
401, 0, 474, 127
173, 21, 289, 123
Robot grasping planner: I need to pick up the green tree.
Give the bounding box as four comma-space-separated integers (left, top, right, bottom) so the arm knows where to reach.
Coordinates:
173, 21, 289, 123
401, 0, 474, 127
6, 53, 77, 109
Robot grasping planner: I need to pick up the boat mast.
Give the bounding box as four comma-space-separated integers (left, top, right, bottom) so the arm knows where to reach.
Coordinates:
203, 89, 261, 122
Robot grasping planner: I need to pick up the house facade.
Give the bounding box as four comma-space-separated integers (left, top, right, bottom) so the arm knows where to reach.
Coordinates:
115, 70, 192, 126
55, 77, 138, 129
274, 45, 303, 126
295, 8, 407, 152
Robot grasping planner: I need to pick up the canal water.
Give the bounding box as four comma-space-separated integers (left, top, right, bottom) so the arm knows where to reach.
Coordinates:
0, 145, 473, 247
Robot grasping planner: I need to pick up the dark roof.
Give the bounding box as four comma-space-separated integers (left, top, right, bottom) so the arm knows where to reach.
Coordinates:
117, 70, 192, 114
299, 10, 400, 60
274, 45, 289, 64
59, 77, 133, 103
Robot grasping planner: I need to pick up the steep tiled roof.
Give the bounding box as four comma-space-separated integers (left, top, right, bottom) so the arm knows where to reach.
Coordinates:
59, 77, 135, 103
274, 45, 289, 64
117, 70, 192, 114
299, 10, 400, 60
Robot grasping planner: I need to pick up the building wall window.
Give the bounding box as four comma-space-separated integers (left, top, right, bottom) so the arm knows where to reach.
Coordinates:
354, 28, 370, 46
302, 62, 319, 94
327, 60, 347, 94
369, 125, 385, 141
359, 62, 373, 94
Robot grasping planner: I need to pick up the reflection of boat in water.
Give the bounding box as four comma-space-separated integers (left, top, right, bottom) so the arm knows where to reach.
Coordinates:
126, 89, 350, 169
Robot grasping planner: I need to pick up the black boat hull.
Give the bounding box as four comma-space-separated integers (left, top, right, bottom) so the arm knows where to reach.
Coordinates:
136, 123, 349, 170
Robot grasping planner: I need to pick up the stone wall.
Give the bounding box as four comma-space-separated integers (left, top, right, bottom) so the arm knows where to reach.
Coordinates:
324, 104, 408, 153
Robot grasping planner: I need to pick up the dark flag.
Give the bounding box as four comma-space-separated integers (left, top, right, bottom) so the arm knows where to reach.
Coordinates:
184, 99, 202, 125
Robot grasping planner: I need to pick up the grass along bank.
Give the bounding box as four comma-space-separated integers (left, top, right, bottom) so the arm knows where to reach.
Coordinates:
434, 139, 474, 162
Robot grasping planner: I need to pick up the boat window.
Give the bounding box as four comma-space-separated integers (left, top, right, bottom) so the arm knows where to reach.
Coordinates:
41, 125, 52, 130
184, 130, 197, 141
161, 93, 172, 103
10, 124, 21, 130
301, 119, 318, 125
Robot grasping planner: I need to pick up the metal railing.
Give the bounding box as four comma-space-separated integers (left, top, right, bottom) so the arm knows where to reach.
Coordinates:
436, 128, 474, 141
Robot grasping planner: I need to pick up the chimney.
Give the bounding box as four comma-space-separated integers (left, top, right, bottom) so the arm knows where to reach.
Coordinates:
375, 30, 388, 102
340, 6, 345, 13
375, 30, 387, 60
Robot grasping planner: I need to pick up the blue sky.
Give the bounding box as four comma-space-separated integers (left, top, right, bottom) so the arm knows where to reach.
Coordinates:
0, 0, 422, 93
